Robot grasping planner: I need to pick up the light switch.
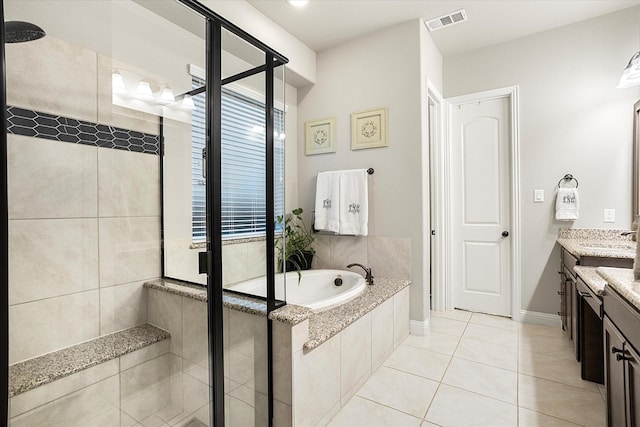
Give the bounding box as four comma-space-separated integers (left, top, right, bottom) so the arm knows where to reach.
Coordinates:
604, 209, 616, 223
534, 189, 544, 203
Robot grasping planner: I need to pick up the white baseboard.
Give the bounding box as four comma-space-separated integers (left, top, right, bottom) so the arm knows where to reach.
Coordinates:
519, 310, 561, 328
410, 319, 430, 336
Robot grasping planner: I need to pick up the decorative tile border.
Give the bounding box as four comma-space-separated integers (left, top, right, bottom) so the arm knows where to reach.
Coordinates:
6, 106, 160, 155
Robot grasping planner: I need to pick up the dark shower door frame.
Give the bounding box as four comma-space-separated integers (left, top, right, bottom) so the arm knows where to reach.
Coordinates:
0, 1, 288, 425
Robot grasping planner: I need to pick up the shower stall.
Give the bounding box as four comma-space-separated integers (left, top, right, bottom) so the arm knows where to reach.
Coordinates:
1, 0, 287, 425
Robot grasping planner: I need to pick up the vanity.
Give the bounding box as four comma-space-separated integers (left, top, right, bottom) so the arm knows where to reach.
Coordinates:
556, 229, 634, 381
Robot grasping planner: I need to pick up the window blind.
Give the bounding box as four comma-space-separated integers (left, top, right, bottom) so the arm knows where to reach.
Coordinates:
191, 77, 285, 241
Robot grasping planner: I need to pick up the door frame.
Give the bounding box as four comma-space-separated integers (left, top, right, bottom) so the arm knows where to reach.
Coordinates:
442, 86, 521, 321
426, 81, 448, 312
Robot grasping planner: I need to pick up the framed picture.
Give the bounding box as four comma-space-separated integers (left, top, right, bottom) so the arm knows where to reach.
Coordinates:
351, 108, 388, 150
305, 117, 336, 155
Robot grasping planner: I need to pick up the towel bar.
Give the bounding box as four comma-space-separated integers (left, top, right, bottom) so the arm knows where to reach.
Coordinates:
558, 174, 579, 188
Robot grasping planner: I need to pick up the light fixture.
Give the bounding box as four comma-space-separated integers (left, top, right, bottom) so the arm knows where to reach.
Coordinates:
135, 80, 154, 100
618, 51, 640, 89
180, 94, 195, 109
112, 70, 127, 95
159, 86, 176, 104
286, 0, 309, 8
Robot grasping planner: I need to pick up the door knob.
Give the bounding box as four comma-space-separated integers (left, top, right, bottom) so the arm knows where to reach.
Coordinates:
502, 231, 509, 237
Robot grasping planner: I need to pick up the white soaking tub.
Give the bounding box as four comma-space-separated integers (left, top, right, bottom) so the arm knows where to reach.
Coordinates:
229, 269, 367, 311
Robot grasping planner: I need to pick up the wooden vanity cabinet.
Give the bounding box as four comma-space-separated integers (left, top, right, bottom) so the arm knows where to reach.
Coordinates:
603, 286, 640, 426
577, 277, 604, 383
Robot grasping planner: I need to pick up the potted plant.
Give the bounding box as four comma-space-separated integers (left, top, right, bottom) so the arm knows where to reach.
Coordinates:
276, 207, 316, 273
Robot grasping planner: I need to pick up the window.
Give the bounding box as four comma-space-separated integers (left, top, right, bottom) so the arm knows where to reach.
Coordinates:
192, 77, 285, 241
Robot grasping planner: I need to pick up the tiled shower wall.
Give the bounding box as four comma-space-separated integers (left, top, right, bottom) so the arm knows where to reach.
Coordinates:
6, 35, 161, 364
312, 235, 411, 280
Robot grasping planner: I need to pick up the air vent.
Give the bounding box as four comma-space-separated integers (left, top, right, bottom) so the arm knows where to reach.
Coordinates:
425, 9, 467, 32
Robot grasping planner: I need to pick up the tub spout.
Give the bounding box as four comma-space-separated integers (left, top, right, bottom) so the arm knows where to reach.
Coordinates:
346, 263, 374, 285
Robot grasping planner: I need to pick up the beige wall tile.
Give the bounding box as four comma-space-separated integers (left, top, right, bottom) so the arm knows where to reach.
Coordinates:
331, 236, 368, 270
98, 148, 160, 217
371, 298, 394, 370
246, 241, 267, 279
367, 236, 411, 279
99, 281, 148, 335
147, 289, 183, 356
340, 313, 372, 401
9, 218, 98, 305
273, 399, 292, 427
10, 359, 118, 418
393, 286, 410, 348
222, 243, 248, 287
8, 135, 98, 219
120, 354, 171, 422
272, 321, 293, 405
9, 290, 99, 364
120, 340, 169, 372
99, 216, 161, 286
6, 35, 98, 122
182, 297, 208, 368
293, 334, 340, 427
311, 234, 331, 269
9, 375, 119, 427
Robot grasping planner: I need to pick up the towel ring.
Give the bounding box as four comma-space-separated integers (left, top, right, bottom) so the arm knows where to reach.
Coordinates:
557, 174, 579, 188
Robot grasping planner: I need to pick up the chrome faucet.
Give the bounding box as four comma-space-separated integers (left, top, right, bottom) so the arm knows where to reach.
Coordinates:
621, 231, 637, 236
346, 263, 374, 285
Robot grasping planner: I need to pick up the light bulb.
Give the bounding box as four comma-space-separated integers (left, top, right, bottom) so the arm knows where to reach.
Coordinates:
287, 0, 309, 7
112, 70, 127, 95
181, 94, 195, 109
159, 86, 175, 104
136, 80, 154, 100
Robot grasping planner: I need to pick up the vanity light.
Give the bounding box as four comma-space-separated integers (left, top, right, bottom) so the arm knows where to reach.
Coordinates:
135, 80, 154, 100
180, 94, 195, 109
286, 0, 309, 8
112, 70, 127, 95
618, 51, 640, 89
159, 86, 176, 104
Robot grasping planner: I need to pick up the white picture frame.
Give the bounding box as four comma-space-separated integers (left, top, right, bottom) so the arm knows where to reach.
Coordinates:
351, 107, 388, 150
305, 117, 336, 155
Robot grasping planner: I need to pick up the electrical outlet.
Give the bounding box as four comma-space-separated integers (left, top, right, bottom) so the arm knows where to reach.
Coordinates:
534, 189, 544, 203
604, 209, 616, 223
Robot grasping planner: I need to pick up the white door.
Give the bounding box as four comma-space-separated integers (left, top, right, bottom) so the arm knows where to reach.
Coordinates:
451, 97, 511, 316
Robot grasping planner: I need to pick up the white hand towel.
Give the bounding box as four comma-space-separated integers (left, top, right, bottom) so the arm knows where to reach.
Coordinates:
314, 171, 341, 233
556, 188, 579, 221
339, 169, 369, 236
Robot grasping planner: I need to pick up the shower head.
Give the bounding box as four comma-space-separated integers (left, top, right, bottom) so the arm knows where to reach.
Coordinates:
4, 21, 46, 43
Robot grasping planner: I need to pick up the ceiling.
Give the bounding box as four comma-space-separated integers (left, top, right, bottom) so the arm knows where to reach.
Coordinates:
246, 0, 640, 56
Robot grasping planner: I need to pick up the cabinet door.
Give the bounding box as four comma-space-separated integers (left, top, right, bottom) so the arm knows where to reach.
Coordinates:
626, 343, 640, 427
605, 316, 627, 427
571, 275, 579, 358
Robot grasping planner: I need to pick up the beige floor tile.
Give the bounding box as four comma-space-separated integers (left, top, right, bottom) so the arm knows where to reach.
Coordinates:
425, 384, 517, 426
462, 323, 518, 349
442, 357, 517, 404
518, 350, 599, 391
383, 345, 451, 382
519, 322, 564, 338
518, 407, 581, 426
357, 366, 439, 418
598, 384, 607, 402
327, 395, 422, 426
403, 331, 461, 356
428, 317, 468, 337
519, 333, 575, 360
469, 312, 518, 331
430, 309, 472, 323
518, 374, 606, 427
420, 422, 440, 427
454, 337, 518, 371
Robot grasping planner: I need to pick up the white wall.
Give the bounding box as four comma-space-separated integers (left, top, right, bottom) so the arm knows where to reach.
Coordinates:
297, 19, 442, 322
444, 6, 640, 315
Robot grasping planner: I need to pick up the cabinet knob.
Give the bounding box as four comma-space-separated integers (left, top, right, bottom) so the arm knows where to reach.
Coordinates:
616, 353, 634, 362
612, 347, 625, 354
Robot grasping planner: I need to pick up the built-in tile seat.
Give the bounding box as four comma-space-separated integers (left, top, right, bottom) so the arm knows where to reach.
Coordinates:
9, 323, 169, 397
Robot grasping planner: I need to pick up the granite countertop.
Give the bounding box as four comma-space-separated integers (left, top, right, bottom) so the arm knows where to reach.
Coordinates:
597, 267, 640, 310
574, 266, 607, 296
9, 324, 169, 397
556, 228, 635, 259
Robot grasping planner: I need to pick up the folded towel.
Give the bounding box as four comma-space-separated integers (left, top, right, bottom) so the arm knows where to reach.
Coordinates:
339, 169, 369, 236
314, 171, 341, 233
556, 188, 579, 221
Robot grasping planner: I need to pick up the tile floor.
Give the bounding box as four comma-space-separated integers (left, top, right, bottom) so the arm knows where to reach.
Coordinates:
327, 310, 606, 427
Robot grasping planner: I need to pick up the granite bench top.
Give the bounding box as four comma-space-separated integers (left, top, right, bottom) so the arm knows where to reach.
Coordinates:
145, 276, 410, 351
9, 323, 169, 397
557, 228, 635, 259
574, 266, 607, 296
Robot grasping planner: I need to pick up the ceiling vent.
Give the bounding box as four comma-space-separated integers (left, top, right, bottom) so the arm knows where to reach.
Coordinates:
424, 9, 467, 32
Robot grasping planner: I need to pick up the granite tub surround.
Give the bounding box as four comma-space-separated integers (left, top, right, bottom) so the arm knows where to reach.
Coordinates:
557, 228, 635, 259
574, 266, 608, 296
597, 267, 640, 309
9, 323, 169, 398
